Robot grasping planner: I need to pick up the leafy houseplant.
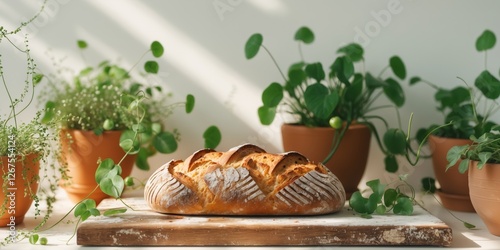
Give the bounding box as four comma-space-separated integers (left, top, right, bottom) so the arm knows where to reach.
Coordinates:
445, 30, 500, 235
40, 39, 222, 203
0, 0, 60, 245
413, 29, 500, 212
245, 26, 427, 197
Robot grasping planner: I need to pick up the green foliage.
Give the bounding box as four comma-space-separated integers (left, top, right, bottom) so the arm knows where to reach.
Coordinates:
442, 30, 500, 175
40, 40, 221, 173
447, 128, 500, 173
203, 125, 222, 149
245, 26, 421, 172
244, 33, 263, 59
414, 29, 500, 142
349, 179, 415, 217
0, 1, 61, 245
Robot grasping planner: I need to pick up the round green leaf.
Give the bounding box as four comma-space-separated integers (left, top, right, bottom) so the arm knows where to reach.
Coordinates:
383, 128, 407, 155
99, 175, 124, 198
375, 205, 387, 215
144, 61, 159, 74
349, 191, 369, 214
383, 78, 405, 107
365, 72, 386, 89
344, 73, 363, 101
185, 94, 195, 113
409, 76, 421, 85
393, 197, 414, 215
337, 43, 364, 62
287, 69, 307, 90
421, 177, 436, 193
330, 56, 354, 85
475, 70, 500, 99
305, 62, 325, 82
389, 56, 406, 80
262, 82, 283, 107
203, 125, 222, 149
153, 131, 178, 153
245, 33, 263, 59
294, 26, 314, 44
384, 155, 399, 173
151, 41, 164, 58
119, 139, 135, 153
446, 145, 468, 170
383, 188, 398, 207
476, 29, 496, 52
95, 159, 115, 183
258, 106, 276, 125
304, 83, 339, 120
77, 40, 88, 49
120, 130, 141, 153
135, 147, 151, 171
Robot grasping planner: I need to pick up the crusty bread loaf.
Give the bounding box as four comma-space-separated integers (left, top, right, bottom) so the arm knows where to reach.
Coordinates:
144, 144, 346, 215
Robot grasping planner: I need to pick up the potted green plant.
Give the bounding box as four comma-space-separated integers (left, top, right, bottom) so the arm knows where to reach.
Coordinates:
245, 26, 419, 196
413, 29, 499, 212
447, 129, 500, 236
446, 29, 500, 236
0, 3, 59, 245
40, 40, 222, 204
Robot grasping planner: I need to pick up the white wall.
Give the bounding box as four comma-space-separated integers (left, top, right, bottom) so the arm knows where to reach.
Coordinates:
2, 0, 500, 188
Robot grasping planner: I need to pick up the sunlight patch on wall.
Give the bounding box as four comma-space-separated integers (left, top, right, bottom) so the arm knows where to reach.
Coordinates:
246, 0, 288, 15
87, 0, 264, 129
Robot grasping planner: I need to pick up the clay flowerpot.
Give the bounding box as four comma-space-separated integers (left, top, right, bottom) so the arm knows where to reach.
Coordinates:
59, 129, 136, 204
0, 154, 40, 226
469, 161, 500, 236
281, 123, 371, 198
428, 135, 474, 212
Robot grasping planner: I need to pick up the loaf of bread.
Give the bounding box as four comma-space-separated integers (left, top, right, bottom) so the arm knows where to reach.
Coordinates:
144, 144, 346, 215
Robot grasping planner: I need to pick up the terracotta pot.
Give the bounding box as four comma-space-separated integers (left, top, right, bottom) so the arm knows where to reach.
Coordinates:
0, 154, 40, 226
469, 161, 500, 236
59, 129, 136, 204
281, 123, 371, 198
428, 135, 474, 212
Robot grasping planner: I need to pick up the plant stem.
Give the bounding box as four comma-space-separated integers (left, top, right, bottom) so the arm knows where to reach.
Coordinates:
127, 49, 151, 76
39, 185, 100, 232
261, 45, 287, 82
298, 42, 305, 62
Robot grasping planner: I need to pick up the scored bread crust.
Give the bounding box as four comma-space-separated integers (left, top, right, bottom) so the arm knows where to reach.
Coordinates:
144, 144, 346, 215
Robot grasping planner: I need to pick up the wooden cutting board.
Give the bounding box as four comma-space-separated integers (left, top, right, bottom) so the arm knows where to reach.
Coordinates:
77, 197, 452, 246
